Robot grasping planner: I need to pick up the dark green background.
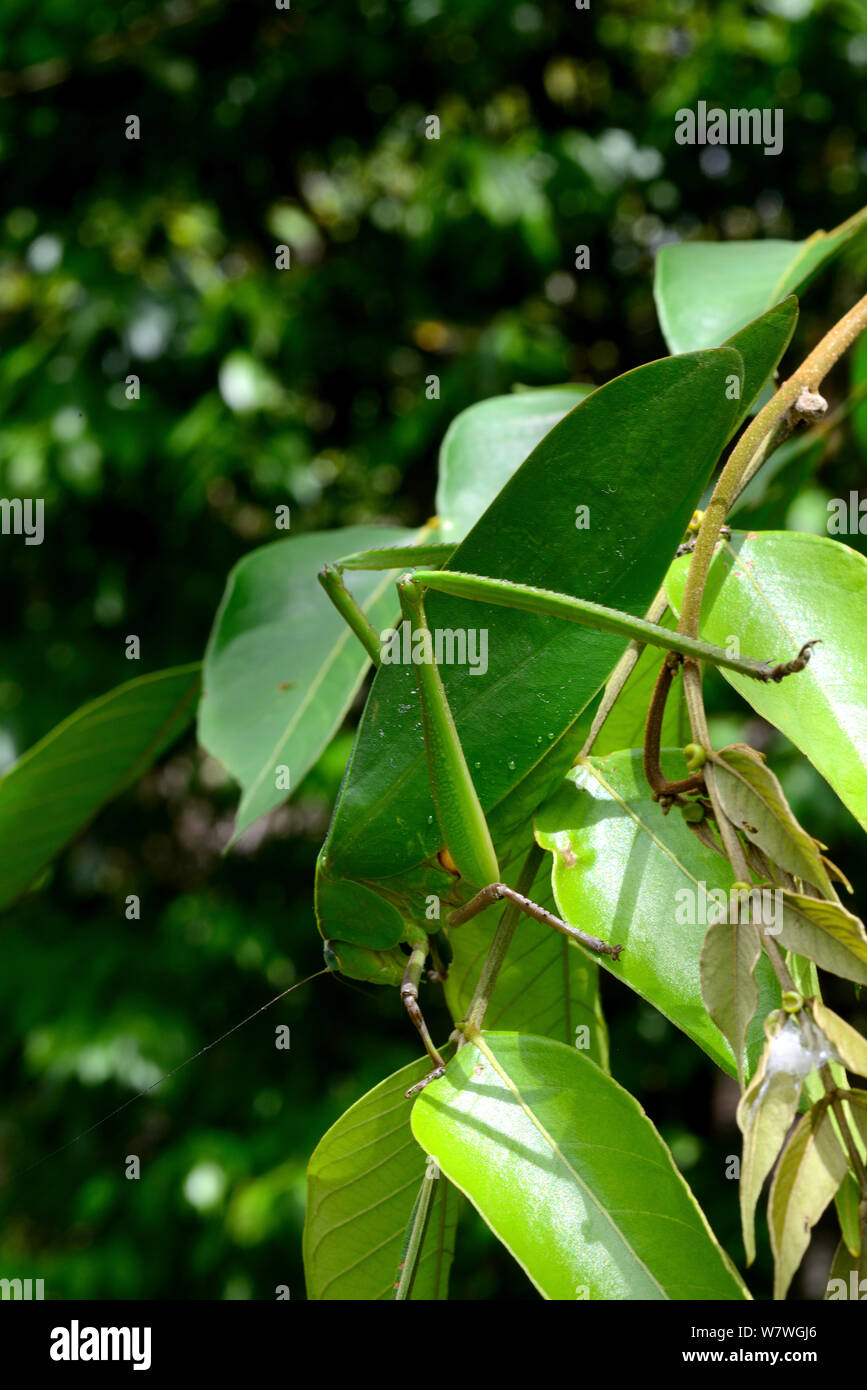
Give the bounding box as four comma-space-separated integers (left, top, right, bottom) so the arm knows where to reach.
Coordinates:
1, 0, 866, 1300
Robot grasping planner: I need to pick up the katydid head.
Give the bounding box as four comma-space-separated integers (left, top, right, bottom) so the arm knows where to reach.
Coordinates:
315, 855, 421, 986
315, 862, 406, 946
322, 939, 406, 987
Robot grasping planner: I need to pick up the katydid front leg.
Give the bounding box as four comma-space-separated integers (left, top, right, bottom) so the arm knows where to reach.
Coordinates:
319, 541, 815, 683
317, 541, 457, 664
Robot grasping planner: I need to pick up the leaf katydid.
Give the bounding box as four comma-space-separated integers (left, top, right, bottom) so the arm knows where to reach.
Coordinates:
4, 177, 867, 1304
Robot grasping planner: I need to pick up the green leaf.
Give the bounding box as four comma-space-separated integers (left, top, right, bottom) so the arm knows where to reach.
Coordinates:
667, 531, 867, 836
0, 665, 200, 912
654, 207, 867, 352
723, 297, 799, 431
436, 386, 593, 544
834, 1174, 862, 1260
812, 1001, 867, 1079
411, 1031, 749, 1300
586, 289, 797, 755
700, 916, 761, 1086
709, 744, 834, 897
534, 750, 780, 1079
837, 1099, 867, 1258
323, 349, 745, 886
776, 891, 867, 986
304, 1054, 460, 1301
200, 525, 416, 842
769, 1098, 848, 1300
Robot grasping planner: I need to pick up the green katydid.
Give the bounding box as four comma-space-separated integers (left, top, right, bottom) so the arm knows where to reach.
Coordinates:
312, 344, 814, 1083
0, 309, 822, 1274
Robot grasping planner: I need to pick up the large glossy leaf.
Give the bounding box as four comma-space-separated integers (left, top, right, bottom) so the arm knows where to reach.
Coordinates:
411, 1032, 749, 1300
200, 525, 415, 842
435, 386, 593, 544
304, 1054, 460, 1301
667, 531, 867, 834
534, 750, 780, 1079
0, 665, 199, 912
321, 349, 745, 893
581, 301, 797, 758
654, 207, 867, 353
582, 300, 797, 757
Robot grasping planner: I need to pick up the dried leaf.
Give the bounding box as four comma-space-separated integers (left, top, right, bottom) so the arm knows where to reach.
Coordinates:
811, 1001, 867, 1079
776, 892, 867, 986
710, 744, 835, 897
701, 917, 761, 1086
738, 1069, 801, 1266
769, 1098, 848, 1299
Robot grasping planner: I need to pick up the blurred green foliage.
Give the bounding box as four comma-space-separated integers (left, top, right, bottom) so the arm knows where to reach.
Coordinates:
1, 0, 867, 1300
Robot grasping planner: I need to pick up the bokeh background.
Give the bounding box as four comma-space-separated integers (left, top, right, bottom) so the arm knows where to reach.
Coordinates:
1, 0, 867, 1300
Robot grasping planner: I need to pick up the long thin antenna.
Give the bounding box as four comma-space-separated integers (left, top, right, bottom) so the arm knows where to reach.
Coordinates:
0, 968, 329, 1189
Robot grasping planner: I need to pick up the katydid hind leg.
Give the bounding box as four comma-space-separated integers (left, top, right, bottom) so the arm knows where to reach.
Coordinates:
407, 567, 817, 684
447, 880, 623, 961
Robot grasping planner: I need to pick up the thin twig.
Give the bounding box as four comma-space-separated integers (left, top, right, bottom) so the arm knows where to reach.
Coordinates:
643, 655, 705, 799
